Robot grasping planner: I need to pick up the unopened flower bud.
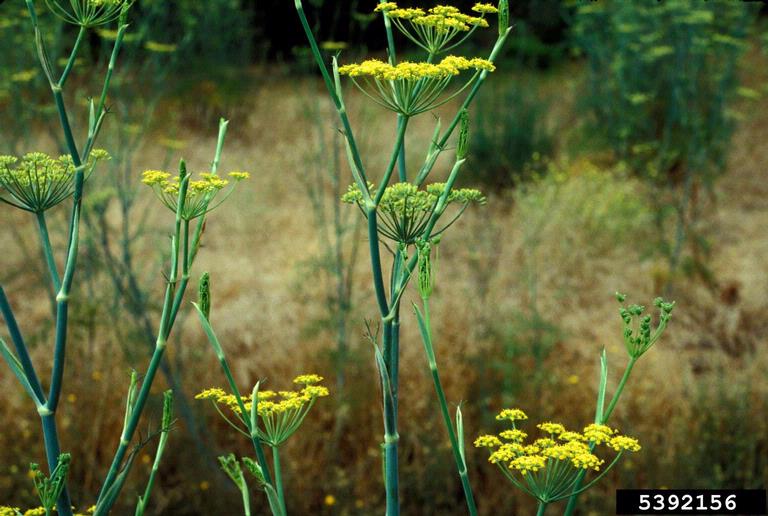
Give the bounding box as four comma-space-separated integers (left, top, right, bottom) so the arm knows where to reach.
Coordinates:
498, 0, 509, 36
198, 272, 211, 320
417, 242, 434, 299
457, 110, 470, 159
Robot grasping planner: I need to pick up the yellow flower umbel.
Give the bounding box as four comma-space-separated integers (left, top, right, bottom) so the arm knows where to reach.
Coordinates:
375, 2, 498, 54
44, 0, 133, 28
0, 150, 110, 212
341, 181, 485, 244
475, 408, 641, 505
142, 169, 249, 221
197, 374, 329, 447
339, 55, 495, 115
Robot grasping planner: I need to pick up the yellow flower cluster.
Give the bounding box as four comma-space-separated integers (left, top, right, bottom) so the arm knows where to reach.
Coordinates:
476, 408, 642, 477
197, 374, 329, 446
196, 375, 328, 417
374, 3, 497, 33
495, 408, 528, 422
141, 170, 249, 220
339, 55, 494, 82
0, 507, 94, 516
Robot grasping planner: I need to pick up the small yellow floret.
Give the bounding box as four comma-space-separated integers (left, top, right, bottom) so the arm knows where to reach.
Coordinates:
474, 435, 503, 448
496, 408, 528, 422
472, 3, 499, 14
583, 423, 616, 444
509, 455, 546, 475
499, 429, 527, 442
294, 374, 323, 385
228, 171, 250, 181
608, 435, 641, 452
537, 422, 566, 435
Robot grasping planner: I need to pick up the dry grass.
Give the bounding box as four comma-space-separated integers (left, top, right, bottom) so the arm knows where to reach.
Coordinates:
1, 51, 768, 514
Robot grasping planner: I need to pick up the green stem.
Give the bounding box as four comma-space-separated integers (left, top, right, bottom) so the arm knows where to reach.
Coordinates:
41, 414, 71, 515
563, 357, 637, 516
367, 210, 389, 316
96, 177, 190, 510
414, 28, 511, 186
0, 286, 45, 401
374, 116, 409, 205
536, 500, 548, 516
218, 356, 273, 486
381, 337, 400, 516
36, 211, 61, 294
52, 87, 82, 166
272, 446, 287, 515
58, 26, 86, 88
418, 299, 478, 515
603, 356, 637, 422
294, 0, 369, 185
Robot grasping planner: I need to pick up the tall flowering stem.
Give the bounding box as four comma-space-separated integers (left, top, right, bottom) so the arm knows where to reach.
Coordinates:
94, 120, 240, 513
0, 2, 130, 515
294, 1, 510, 513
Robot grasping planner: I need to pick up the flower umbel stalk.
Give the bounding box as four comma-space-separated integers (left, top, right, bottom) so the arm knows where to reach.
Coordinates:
413, 288, 478, 514
294, 1, 510, 513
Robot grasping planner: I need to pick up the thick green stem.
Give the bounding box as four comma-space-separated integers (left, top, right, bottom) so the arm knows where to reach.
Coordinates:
272, 446, 287, 515
367, 211, 389, 316
41, 414, 72, 515
536, 500, 548, 516
563, 357, 637, 516
0, 286, 45, 401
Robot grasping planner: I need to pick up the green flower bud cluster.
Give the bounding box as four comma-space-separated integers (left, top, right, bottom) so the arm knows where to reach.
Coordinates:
0, 150, 110, 212
617, 293, 675, 358
342, 181, 485, 244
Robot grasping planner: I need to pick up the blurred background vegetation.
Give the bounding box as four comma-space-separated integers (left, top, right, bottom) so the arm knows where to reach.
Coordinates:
1, 0, 768, 514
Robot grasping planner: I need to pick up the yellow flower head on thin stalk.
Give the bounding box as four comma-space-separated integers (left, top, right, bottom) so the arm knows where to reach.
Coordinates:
142, 169, 249, 221
0, 507, 93, 516
0, 150, 110, 212
196, 374, 329, 447
375, 2, 498, 54
44, 0, 134, 28
338, 55, 495, 115
341, 181, 484, 244
475, 408, 641, 504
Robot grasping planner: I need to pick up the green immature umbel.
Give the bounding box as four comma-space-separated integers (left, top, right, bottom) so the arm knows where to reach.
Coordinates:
0, 151, 110, 212
30, 453, 72, 513
617, 293, 675, 358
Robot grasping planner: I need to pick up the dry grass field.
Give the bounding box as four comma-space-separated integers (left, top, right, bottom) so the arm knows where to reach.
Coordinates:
1, 44, 767, 514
